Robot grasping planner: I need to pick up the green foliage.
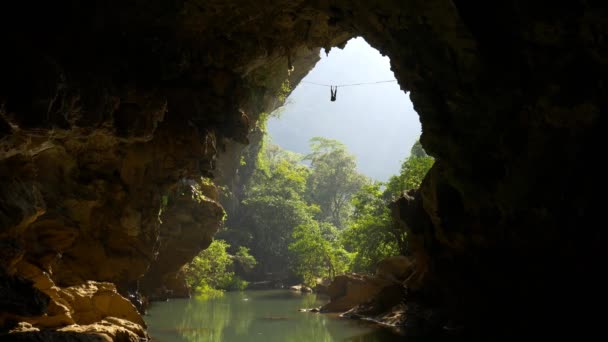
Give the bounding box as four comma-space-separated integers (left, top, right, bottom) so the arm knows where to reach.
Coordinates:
184, 239, 256, 295
189, 178, 214, 204
235, 246, 257, 271
305, 137, 368, 229
232, 137, 318, 274
200, 177, 215, 186
385, 140, 434, 198
276, 79, 291, 103
341, 183, 399, 272
341, 140, 433, 271
289, 221, 351, 286
256, 111, 282, 131
218, 137, 431, 284
224, 276, 249, 291
409, 140, 428, 158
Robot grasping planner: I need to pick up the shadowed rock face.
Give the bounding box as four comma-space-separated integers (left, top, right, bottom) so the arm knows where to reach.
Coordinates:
139, 180, 225, 300
0, 0, 605, 339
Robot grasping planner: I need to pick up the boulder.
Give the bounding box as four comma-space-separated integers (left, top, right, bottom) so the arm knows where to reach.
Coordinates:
321, 274, 392, 313
60, 281, 145, 327
289, 284, 313, 293
3, 318, 144, 342
375, 256, 414, 283
9, 262, 145, 334
313, 283, 329, 295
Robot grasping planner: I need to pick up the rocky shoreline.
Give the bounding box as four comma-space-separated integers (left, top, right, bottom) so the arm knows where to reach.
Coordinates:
311, 256, 457, 338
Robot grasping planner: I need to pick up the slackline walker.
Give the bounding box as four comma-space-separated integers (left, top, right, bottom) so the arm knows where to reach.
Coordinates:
300, 80, 398, 102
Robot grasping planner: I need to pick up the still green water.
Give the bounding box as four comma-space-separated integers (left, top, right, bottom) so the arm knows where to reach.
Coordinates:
144, 290, 403, 342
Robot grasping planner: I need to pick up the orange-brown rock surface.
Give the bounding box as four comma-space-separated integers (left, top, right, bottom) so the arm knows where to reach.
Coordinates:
4, 318, 145, 342
320, 256, 414, 313
321, 274, 392, 313
2, 262, 146, 341
139, 180, 225, 300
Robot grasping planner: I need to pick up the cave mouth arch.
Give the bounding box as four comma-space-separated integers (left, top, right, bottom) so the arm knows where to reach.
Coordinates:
208, 36, 429, 306
267, 37, 422, 182
0, 1, 602, 339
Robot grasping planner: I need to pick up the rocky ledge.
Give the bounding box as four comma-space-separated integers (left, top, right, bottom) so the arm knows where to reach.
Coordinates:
1, 263, 146, 341
320, 256, 442, 336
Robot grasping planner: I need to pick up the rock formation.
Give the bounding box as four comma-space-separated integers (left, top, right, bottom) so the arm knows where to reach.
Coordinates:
321, 274, 394, 313
1, 0, 604, 340
139, 179, 225, 300
320, 256, 411, 320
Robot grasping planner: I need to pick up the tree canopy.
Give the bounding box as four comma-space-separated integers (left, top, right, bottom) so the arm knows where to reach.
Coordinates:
305, 137, 368, 229
385, 140, 435, 198
203, 137, 434, 289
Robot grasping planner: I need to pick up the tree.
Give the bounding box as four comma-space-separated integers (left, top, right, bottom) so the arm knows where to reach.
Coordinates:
409, 140, 427, 158
342, 140, 434, 271
184, 240, 235, 296
184, 239, 256, 295
385, 140, 434, 198
218, 138, 318, 278
305, 137, 368, 229
216, 137, 431, 284
341, 183, 400, 272
289, 221, 351, 286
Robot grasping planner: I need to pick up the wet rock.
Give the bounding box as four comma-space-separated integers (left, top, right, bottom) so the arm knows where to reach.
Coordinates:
289, 284, 313, 293
0, 330, 113, 342
139, 181, 224, 300
60, 281, 145, 327
375, 256, 414, 283
2, 317, 145, 342
313, 283, 329, 295
246, 280, 284, 290
5, 261, 145, 336
321, 274, 392, 313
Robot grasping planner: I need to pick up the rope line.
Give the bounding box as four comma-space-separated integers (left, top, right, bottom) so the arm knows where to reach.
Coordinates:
300, 79, 397, 88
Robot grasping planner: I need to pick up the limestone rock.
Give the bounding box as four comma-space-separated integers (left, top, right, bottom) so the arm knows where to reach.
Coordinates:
321, 274, 392, 313
1, 330, 113, 342
139, 180, 225, 299
313, 283, 329, 295
375, 256, 414, 283
2, 317, 146, 342
289, 284, 313, 293
13, 262, 143, 328
59, 282, 145, 327
0, 271, 50, 328
8, 322, 40, 334
14, 261, 75, 328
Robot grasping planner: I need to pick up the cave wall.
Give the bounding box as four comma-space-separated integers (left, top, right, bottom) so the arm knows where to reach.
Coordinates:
1, 0, 605, 339
0, 0, 348, 336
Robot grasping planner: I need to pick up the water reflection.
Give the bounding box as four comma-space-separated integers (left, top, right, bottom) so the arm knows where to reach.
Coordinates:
145, 290, 401, 342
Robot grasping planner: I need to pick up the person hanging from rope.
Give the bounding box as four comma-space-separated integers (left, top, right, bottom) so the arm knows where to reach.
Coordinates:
330, 85, 337, 101
300, 79, 396, 101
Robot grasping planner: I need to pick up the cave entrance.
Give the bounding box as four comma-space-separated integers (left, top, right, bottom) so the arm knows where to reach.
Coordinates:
267, 37, 421, 181
214, 38, 431, 290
